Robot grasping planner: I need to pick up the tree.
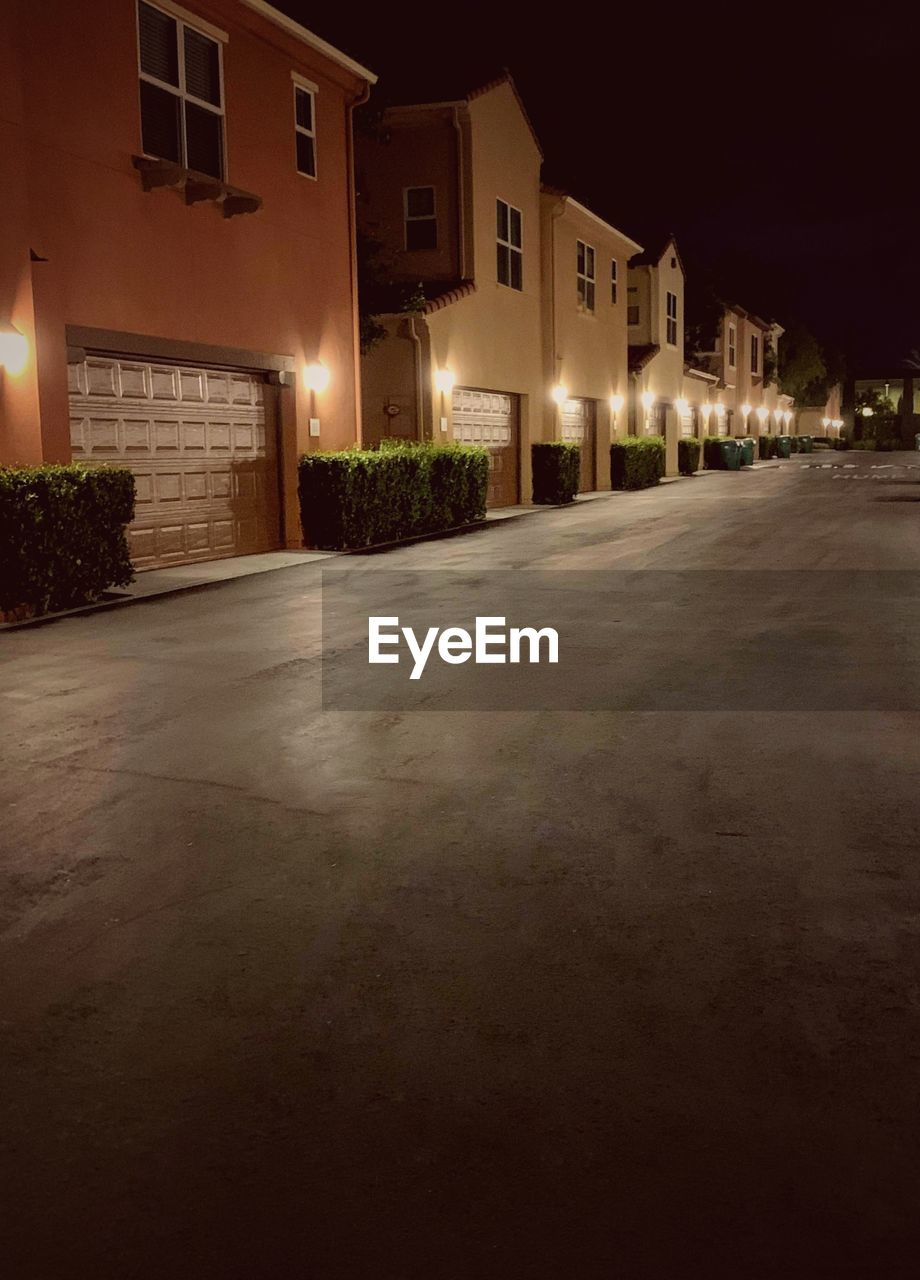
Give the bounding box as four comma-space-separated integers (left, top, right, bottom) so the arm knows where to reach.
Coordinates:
778, 321, 827, 403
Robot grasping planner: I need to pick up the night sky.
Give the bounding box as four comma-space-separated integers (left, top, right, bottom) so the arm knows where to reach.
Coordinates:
284, 3, 919, 372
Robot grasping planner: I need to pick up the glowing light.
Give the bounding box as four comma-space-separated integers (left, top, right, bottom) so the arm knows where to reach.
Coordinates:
609, 393, 625, 414
303, 362, 330, 393
0, 323, 28, 375
783, 410, 793, 425
675, 398, 690, 415
551, 384, 568, 405
822, 417, 830, 428
740, 403, 752, 418
756, 407, 769, 423
861, 407, 874, 418
640, 390, 656, 411
701, 403, 712, 419
435, 368, 455, 395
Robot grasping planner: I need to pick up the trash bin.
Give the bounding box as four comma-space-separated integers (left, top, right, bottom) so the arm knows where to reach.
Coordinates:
799, 435, 814, 453
720, 438, 741, 471
738, 437, 756, 466
776, 435, 792, 458
914, 433, 920, 451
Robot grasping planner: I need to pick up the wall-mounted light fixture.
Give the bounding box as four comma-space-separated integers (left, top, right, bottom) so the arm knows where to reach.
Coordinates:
783, 410, 793, 426
609, 393, 624, 414
640, 390, 655, 411
756, 407, 769, 424
821, 417, 830, 429
740, 403, 752, 419
0, 322, 29, 375
551, 384, 569, 406
675, 397, 689, 416
303, 361, 329, 438
435, 368, 455, 433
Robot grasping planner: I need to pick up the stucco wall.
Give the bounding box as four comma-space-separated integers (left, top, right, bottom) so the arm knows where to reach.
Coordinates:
0, 0, 367, 547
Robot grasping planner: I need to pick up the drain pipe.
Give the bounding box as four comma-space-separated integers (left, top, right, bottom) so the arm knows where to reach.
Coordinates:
452, 105, 467, 280
408, 313, 425, 441
346, 80, 372, 444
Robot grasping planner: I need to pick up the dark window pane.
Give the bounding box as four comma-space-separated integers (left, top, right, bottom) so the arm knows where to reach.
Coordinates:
184, 27, 221, 105
497, 243, 510, 285
509, 206, 522, 248
586, 246, 594, 277
139, 2, 178, 86
510, 247, 522, 290
295, 87, 313, 131
611, 283, 618, 304
577, 277, 586, 306
140, 80, 181, 162
185, 101, 223, 177
576, 241, 585, 274
586, 282, 595, 311
406, 218, 437, 251
296, 131, 316, 176
628, 305, 639, 325
406, 187, 434, 218
497, 199, 508, 242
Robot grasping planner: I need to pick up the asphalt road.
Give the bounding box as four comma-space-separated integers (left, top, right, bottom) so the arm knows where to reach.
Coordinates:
3, 451, 920, 1278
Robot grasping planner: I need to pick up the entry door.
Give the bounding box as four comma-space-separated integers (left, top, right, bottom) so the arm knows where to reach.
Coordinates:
561, 398, 597, 491
69, 355, 282, 569
452, 387, 520, 507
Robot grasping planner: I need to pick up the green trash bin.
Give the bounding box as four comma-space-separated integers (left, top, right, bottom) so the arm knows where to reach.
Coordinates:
914, 433, 920, 451
799, 435, 814, 453
776, 435, 792, 458
720, 438, 741, 471
738, 437, 756, 466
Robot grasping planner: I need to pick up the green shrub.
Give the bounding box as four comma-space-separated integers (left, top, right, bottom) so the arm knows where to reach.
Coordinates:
678, 437, 701, 475
0, 464, 135, 617
610, 435, 665, 490
297, 442, 490, 550
758, 434, 778, 460
531, 442, 580, 504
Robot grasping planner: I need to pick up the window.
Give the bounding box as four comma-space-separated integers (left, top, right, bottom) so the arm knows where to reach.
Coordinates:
404, 186, 437, 251
138, 0, 224, 180
627, 286, 639, 326
751, 334, 760, 375
728, 323, 736, 367
576, 240, 595, 312
666, 291, 678, 346
496, 198, 523, 290
611, 259, 618, 305
294, 81, 316, 178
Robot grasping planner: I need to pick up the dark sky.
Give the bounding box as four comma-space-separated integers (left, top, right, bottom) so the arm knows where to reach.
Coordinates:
283, 2, 919, 371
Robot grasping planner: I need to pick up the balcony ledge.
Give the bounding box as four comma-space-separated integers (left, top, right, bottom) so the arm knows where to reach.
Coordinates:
132, 156, 263, 218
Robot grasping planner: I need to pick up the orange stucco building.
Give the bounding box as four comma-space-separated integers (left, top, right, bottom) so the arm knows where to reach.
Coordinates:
0, 0, 374, 567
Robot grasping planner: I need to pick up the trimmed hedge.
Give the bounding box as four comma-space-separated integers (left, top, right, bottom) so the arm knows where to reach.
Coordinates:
758, 434, 778, 460
678, 437, 701, 475
610, 435, 665, 490
297, 442, 490, 550
0, 464, 135, 618
532, 441, 580, 504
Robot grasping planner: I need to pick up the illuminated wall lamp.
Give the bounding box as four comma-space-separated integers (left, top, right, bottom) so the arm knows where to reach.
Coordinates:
861, 407, 874, 418
551, 384, 569, 406
640, 390, 655, 411
821, 417, 830, 429
435, 368, 455, 395
675, 397, 689, 416
783, 411, 793, 425
0, 322, 29, 376
756, 407, 769, 425
609, 393, 625, 414
740, 403, 752, 419
303, 361, 330, 439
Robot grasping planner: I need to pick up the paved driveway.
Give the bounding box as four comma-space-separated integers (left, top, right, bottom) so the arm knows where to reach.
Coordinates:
3, 452, 920, 1278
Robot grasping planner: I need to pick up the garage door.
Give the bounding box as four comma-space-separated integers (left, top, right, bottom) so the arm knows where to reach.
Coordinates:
452, 387, 519, 507
561, 398, 596, 492
69, 355, 281, 569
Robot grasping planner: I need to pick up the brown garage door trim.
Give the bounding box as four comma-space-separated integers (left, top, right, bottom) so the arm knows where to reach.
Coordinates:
65, 326, 294, 378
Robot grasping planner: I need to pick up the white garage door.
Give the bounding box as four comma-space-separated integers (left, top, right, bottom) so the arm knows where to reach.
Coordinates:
69, 355, 282, 569
451, 387, 519, 507
561, 397, 596, 492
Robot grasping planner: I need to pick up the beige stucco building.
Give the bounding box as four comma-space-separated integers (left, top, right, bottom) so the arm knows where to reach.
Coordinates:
357, 74, 545, 506
694, 306, 794, 439
540, 188, 641, 491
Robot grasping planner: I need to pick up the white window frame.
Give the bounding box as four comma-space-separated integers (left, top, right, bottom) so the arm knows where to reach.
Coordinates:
751, 333, 760, 376
611, 259, 618, 305
576, 240, 596, 313
291, 72, 318, 179
136, 0, 227, 178
728, 322, 736, 368
496, 198, 523, 290
666, 290, 678, 346
403, 185, 437, 251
